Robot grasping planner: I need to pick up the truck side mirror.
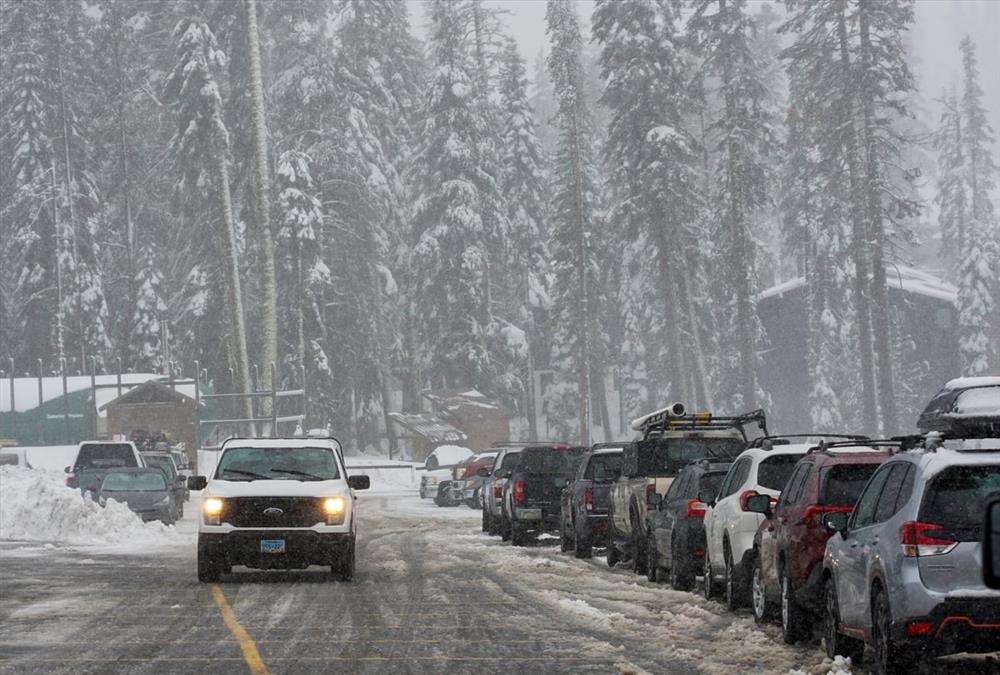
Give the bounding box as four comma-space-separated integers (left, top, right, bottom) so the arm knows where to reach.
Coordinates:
348, 475, 371, 490
646, 492, 662, 509
985, 497, 1000, 590
476, 467, 490, 478
187, 475, 207, 491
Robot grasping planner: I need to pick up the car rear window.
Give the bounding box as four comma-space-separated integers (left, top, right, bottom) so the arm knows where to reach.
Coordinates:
74, 444, 137, 470
637, 437, 745, 476
102, 472, 166, 492
585, 453, 623, 481
821, 463, 881, 507
520, 447, 588, 475
757, 454, 803, 491
698, 471, 727, 495
498, 451, 522, 473
920, 465, 1000, 540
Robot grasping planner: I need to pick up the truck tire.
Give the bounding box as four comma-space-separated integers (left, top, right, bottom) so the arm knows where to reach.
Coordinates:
482, 508, 490, 532
333, 539, 356, 582
511, 521, 528, 547
669, 535, 695, 591
629, 510, 647, 576
501, 516, 512, 542
574, 521, 593, 559
197, 548, 222, 583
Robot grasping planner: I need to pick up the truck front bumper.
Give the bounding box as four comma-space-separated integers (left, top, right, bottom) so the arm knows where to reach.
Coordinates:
198, 531, 352, 570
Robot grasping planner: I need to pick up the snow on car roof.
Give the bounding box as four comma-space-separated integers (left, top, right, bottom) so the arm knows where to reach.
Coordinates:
943, 376, 1000, 390
220, 437, 342, 451
950, 386, 1000, 417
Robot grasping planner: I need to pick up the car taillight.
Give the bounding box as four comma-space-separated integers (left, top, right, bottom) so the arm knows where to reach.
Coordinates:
645, 483, 656, 507
494, 482, 503, 499
584, 487, 594, 511
514, 479, 525, 504
900, 521, 956, 557
687, 498, 706, 518
906, 621, 934, 637
803, 505, 853, 527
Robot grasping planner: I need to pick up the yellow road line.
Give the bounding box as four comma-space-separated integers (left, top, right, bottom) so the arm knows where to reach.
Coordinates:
0, 656, 602, 663
210, 584, 270, 675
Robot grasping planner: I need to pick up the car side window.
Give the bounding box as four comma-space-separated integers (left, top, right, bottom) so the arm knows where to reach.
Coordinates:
851, 465, 894, 529
873, 464, 913, 524
779, 464, 811, 507
720, 459, 749, 498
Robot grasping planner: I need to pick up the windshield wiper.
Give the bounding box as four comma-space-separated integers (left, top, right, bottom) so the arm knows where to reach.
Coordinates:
270, 468, 325, 481
220, 468, 269, 481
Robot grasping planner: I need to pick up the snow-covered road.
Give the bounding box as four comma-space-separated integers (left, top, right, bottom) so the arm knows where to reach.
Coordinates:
0, 488, 994, 674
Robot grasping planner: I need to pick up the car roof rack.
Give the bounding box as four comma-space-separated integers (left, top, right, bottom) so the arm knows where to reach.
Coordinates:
636, 408, 768, 441
804, 438, 907, 455
748, 434, 868, 450
592, 442, 628, 450
491, 440, 568, 447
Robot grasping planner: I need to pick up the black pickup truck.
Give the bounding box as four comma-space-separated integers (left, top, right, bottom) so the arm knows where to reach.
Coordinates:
501, 445, 588, 546
560, 444, 625, 558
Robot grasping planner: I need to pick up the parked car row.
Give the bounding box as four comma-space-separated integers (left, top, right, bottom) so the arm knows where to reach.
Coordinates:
64, 439, 189, 525
475, 378, 1000, 675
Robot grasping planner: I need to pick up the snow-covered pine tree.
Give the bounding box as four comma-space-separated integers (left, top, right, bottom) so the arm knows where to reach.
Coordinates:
411, 0, 508, 396
545, 0, 609, 444
689, 0, 776, 411
594, 0, 703, 412
933, 90, 966, 277
163, 11, 252, 419
956, 36, 999, 375
0, 1, 58, 367
497, 36, 550, 437
131, 246, 168, 372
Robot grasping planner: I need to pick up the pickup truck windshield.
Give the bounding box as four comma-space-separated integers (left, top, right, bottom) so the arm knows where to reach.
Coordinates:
637, 437, 745, 476
215, 447, 341, 481
520, 447, 588, 475
102, 472, 166, 492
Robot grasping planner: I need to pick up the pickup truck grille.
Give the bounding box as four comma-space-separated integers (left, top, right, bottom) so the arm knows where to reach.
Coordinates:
221, 497, 325, 528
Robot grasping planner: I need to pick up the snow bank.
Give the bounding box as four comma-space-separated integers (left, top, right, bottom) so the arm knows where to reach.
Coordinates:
0, 466, 185, 549
345, 456, 419, 494
10, 445, 78, 472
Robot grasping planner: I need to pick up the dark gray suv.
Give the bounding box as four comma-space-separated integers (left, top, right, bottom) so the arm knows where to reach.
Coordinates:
821, 440, 1000, 673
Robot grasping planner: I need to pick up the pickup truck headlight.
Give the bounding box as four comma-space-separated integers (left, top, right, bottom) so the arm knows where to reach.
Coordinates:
203, 497, 224, 525
323, 496, 346, 525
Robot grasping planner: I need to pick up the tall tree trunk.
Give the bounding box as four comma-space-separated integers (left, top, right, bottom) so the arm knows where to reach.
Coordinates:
112, 13, 136, 368
212, 146, 254, 431
245, 0, 278, 422
571, 121, 591, 447
836, 2, 878, 435
654, 230, 687, 405
858, 0, 897, 434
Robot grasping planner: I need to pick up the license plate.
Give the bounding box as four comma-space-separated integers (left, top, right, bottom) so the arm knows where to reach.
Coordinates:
260, 539, 285, 554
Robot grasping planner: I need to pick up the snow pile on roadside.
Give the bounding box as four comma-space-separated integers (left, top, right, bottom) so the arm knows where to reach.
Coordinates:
345, 456, 419, 493
425, 445, 473, 468
787, 655, 854, 675
0, 466, 184, 548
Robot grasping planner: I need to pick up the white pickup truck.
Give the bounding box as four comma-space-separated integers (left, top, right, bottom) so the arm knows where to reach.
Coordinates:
607, 405, 766, 576
188, 437, 369, 582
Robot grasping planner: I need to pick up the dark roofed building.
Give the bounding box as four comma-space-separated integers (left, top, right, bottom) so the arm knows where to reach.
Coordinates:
756, 266, 960, 434
100, 380, 198, 465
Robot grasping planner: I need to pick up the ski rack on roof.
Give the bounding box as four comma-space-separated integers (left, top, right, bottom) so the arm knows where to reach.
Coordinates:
591, 442, 628, 451
637, 408, 768, 441
805, 437, 917, 455
748, 434, 868, 450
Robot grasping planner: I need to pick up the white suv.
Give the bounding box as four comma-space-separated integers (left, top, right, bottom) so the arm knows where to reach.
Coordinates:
701, 441, 810, 609
189, 437, 369, 582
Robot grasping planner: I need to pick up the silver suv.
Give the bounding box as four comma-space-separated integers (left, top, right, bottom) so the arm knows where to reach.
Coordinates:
821, 440, 1000, 673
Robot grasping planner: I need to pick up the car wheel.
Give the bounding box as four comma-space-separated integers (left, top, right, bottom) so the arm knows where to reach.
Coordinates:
702, 548, 717, 600
724, 543, 743, 610
607, 541, 620, 567
560, 520, 572, 552
333, 539, 355, 582
488, 511, 501, 536
669, 537, 695, 592
871, 586, 915, 675
197, 548, 222, 583
574, 520, 593, 559
630, 516, 648, 576
751, 555, 775, 625
646, 530, 661, 582
511, 522, 528, 547
781, 565, 809, 644
482, 508, 490, 533
501, 517, 512, 542
177, 502, 184, 519
824, 578, 863, 663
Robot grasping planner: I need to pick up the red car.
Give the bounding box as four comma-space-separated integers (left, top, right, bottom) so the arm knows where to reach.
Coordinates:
747, 441, 892, 643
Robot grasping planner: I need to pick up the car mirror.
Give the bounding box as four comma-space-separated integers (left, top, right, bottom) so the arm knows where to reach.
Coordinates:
823, 511, 849, 536
476, 467, 490, 478
647, 492, 662, 509
348, 475, 371, 490
64, 466, 72, 474
175, 476, 187, 486
697, 488, 716, 506
745, 494, 772, 516
985, 497, 1000, 590
187, 475, 207, 491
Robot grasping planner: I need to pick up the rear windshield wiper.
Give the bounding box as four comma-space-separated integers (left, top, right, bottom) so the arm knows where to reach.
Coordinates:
270, 468, 325, 481
220, 468, 269, 481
